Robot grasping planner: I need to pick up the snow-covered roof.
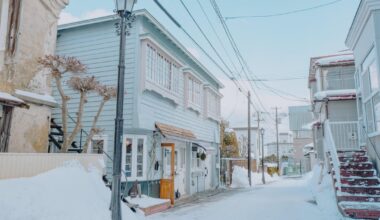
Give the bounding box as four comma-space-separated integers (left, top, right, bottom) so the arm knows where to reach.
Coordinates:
302, 120, 319, 129
0, 91, 27, 108
314, 53, 354, 67
304, 143, 314, 149
14, 90, 58, 108
314, 89, 356, 101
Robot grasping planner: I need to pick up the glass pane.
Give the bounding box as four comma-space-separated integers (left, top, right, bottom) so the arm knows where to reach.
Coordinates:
126, 171, 131, 177
363, 72, 371, 98
126, 138, 132, 153
373, 93, 380, 131
137, 155, 143, 163
138, 139, 143, 153
370, 61, 379, 92
365, 100, 375, 133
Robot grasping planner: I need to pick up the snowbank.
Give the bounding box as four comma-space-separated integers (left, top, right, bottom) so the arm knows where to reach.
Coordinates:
230, 166, 279, 188
314, 89, 356, 100
309, 165, 343, 219
0, 161, 140, 220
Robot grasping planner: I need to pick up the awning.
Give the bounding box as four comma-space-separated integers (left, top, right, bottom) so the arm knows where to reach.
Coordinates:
0, 92, 29, 108
155, 122, 196, 140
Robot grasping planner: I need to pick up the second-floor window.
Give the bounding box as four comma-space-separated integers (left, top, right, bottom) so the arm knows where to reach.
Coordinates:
361, 48, 380, 133
205, 88, 221, 120
186, 75, 202, 111
145, 42, 180, 94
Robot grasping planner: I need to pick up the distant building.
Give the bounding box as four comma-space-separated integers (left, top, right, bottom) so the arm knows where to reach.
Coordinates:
264, 132, 294, 159
288, 105, 313, 162
232, 127, 258, 158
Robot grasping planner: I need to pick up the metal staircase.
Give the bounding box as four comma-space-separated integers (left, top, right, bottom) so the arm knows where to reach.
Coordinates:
48, 118, 83, 153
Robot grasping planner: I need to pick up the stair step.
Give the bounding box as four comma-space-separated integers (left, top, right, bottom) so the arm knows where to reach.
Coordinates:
341, 186, 380, 195
338, 195, 380, 203
49, 131, 64, 136
339, 156, 369, 163
341, 178, 380, 186
340, 170, 375, 177
339, 201, 380, 219
338, 151, 367, 157
340, 163, 373, 170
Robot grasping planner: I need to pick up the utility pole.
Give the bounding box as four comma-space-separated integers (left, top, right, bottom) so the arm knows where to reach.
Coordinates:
275, 107, 280, 174
260, 128, 266, 184
247, 92, 252, 186
255, 111, 265, 173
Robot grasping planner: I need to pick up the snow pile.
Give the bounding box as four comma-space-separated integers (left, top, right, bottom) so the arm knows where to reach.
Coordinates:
314, 89, 356, 100
15, 89, 58, 107
230, 166, 280, 188
315, 53, 354, 66
0, 161, 140, 220
0, 91, 25, 103
251, 172, 280, 185
230, 166, 250, 188
309, 164, 343, 219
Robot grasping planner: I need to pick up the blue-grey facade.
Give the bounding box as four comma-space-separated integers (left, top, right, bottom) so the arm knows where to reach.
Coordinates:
54, 10, 223, 198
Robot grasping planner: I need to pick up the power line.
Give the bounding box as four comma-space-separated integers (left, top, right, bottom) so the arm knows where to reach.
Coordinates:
225, 0, 343, 20
210, 0, 267, 112
153, 0, 247, 96
179, 0, 254, 107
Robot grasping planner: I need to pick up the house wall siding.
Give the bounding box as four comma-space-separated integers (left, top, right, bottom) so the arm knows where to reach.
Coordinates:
55, 20, 138, 175
137, 17, 220, 144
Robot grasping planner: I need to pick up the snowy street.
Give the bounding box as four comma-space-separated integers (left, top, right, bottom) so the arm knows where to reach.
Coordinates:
147, 174, 343, 220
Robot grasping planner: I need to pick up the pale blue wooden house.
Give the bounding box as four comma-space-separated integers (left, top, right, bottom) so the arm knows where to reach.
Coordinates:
53, 9, 223, 198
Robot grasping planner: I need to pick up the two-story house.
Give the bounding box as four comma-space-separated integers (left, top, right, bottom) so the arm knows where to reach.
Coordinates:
54, 10, 223, 199
307, 51, 380, 218
308, 51, 358, 161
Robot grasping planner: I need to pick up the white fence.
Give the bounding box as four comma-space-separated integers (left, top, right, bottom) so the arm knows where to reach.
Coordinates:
329, 121, 359, 150
324, 120, 341, 187
0, 153, 104, 180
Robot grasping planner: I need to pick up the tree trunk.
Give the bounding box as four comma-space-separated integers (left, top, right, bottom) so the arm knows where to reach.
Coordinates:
66, 91, 86, 151
83, 99, 106, 153
55, 77, 69, 152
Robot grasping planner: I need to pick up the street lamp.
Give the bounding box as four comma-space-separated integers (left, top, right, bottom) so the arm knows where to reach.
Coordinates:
260, 128, 265, 184
111, 1, 136, 220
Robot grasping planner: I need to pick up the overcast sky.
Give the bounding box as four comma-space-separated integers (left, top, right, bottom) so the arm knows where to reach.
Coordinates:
59, 0, 360, 141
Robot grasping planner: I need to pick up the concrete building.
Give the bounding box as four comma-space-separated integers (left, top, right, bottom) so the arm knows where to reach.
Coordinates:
0, 0, 68, 152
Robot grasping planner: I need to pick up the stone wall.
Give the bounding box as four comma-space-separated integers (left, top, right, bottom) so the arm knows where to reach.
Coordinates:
0, 0, 68, 152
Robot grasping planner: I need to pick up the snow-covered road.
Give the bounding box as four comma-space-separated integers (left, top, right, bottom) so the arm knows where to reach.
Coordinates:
146, 175, 343, 220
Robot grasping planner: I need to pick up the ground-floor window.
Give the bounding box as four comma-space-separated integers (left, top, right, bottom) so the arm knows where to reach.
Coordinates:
90, 135, 107, 154
122, 135, 147, 180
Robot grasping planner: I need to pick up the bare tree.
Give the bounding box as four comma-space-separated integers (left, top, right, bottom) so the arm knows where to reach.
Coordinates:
38, 55, 86, 152
82, 85, 117, 153
66, 76, 99, 151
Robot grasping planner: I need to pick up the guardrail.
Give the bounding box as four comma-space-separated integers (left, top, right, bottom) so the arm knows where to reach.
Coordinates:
324, 120, 341, 188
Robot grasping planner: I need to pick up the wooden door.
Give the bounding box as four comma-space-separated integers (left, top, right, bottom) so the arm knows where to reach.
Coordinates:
0, 106, 13, 152
160, 143, 175, 205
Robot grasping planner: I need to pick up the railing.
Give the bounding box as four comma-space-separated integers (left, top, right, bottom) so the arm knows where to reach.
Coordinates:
329, 121, 359, 150
324, 120, 341, 188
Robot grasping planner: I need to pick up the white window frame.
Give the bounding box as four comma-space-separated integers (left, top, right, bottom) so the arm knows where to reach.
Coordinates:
204, 86, 222, 121
141, 38, 182, 104
361, 47, 380, 135
185, 71, 203, 113
89, 135, 108, 154
121, 135, 148, 181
